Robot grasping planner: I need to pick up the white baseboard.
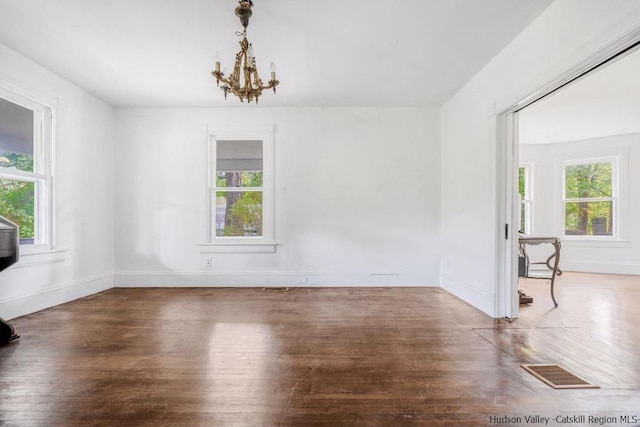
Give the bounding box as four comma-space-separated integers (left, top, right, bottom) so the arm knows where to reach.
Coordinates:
0, 274, 114, 320
114, 271, 438, 288
439, 271, 495, 317
0, 271, 439, 320
560, 260, 640, 275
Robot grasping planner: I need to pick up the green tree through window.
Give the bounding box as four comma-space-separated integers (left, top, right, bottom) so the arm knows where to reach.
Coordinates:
0, 153, 35, 240
564, 162, 613, 236
216, 171, 263, 236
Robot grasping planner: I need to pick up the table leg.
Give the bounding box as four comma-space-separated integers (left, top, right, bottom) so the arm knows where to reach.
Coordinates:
549, 240, 561, 307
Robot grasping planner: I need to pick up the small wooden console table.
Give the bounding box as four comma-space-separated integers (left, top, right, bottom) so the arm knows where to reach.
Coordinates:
518, 235, 562, 307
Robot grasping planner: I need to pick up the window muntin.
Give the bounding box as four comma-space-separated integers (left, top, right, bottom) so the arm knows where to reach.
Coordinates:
0, 93, 51, 247
563, 160, 616, 237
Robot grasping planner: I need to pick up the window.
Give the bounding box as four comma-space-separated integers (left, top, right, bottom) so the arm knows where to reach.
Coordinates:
518, 164, 533, 234
563, 158, 616, 237
204, 125, 275, 253
0, 90, 52, 249
214, 140, 264, 237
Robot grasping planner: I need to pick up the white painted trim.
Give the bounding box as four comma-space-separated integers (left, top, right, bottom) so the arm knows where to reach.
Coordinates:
561, 261, 640, 276
198, 243, 277, 254
0, 168, 47, 181
0, 76, 59, 110
0, 274, 113, 320
518, 162, 534, 234
439, 272, 495, 317
8, 257, 65, 269
205, 123, 276, 250
495, 112, 519, 319
561, 239, 630, 248
115, 271, 436, 288
0, 84, 55, 250
18, 246, 69, 257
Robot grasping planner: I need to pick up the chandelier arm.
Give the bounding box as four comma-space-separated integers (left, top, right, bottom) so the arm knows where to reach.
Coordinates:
211, 73, 233, 86
251, 62, 265, 89
258, 81, 279, 90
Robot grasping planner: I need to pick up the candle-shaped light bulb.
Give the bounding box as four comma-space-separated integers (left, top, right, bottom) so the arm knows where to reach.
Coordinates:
270, 62, 276, 80
215, 51, 221, 72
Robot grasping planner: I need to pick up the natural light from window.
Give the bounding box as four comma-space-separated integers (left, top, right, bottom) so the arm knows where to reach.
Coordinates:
0, 94, 51, 247
563, 160, 616, 237
214, 140, 264, 238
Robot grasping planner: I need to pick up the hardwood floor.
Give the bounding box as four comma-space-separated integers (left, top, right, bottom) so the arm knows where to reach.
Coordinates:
1, 275, 639, 426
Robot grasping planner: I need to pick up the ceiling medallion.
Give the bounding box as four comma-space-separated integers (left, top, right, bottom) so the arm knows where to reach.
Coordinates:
212, 0, 279, 104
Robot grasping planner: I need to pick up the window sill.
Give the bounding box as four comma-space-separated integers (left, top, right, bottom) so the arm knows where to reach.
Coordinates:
199, 243, 277, 254
13, 247, 69, 268
561, 238, 630, 248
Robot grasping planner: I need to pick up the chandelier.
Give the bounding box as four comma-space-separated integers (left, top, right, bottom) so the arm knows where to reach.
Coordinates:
211, 0, 279, 103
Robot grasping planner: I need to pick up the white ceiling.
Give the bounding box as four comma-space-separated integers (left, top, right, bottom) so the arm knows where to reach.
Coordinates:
0, 0, 554, 108
519, 46, 640, 144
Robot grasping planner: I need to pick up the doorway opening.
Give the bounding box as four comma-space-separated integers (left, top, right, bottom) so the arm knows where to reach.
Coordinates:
497, 29, 640, 319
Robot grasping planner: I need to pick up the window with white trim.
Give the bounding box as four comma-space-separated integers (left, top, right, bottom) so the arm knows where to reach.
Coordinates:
563, 157, 617, 237
204, 125, 275, 253
518, 164, 533, 234
214, 139, 264, 237
0, 90, 52, 249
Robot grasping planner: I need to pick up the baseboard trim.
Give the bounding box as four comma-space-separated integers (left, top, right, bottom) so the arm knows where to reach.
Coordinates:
560, 261, 640, 275
114, 271, 437, 288
0, 274, 114, 320
439, 271, 495, 317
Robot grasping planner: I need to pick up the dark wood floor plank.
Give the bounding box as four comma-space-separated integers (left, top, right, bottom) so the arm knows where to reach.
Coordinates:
1, 275, 639, 426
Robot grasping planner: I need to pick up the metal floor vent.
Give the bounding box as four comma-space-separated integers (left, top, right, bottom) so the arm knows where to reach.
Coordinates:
262, 287, 289, 292
521, 364, 599, 389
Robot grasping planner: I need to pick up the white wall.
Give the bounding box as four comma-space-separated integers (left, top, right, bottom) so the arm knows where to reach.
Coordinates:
440, 0, 640, 316
520, 132, 640, 275
115, 107, 440, 287
0, 43, 116, 319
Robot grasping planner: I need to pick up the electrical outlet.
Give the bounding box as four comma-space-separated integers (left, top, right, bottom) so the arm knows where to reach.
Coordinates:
205, 258, 212, 267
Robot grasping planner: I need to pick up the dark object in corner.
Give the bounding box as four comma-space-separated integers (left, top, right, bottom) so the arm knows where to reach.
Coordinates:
0, 215, 20, 345
518, 255, 529, 277
0, 319, 18, 344
518, 290, 533, 305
